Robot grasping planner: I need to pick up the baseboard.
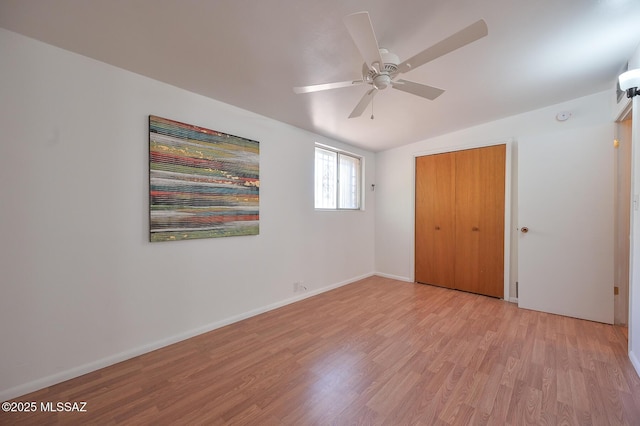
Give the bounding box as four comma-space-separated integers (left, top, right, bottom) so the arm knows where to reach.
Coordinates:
0, 272, 374, 402
630, 350, 640, 379
282, 272, 375, 304
374, 271, 413, 282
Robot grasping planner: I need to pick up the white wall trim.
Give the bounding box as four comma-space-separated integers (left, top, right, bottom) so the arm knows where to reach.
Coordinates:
628, 94, 639, 375
612, 79, 632, 122
410, 138, 514, 300
374, 271, 413, 282
0, 272, 374, 402
630, 350, 640, 378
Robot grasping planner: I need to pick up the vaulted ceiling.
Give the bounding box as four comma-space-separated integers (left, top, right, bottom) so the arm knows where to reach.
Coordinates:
1, 0, 639, 151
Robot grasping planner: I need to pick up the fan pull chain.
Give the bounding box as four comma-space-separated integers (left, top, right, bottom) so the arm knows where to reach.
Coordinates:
371, 96, 374, 120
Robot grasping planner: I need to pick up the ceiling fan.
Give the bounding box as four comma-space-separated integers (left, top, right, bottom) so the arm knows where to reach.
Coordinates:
293, 12, 488, 118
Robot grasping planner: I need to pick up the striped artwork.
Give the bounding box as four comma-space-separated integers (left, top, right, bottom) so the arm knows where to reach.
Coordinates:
149, 115, 259, 241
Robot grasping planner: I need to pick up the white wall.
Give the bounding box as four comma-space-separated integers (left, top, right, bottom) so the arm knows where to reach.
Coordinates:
0, 28, 376, 400
374, 90, 614, 301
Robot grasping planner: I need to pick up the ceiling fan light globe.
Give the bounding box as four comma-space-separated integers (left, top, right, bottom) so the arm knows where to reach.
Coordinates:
619, 69, 640, 91
373, 74, 391, 90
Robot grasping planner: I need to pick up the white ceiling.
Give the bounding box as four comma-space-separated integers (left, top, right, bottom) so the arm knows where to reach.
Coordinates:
1, 0, 639, 151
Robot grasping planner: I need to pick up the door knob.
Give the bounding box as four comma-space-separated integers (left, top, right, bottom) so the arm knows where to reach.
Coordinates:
521, 227, 529, 233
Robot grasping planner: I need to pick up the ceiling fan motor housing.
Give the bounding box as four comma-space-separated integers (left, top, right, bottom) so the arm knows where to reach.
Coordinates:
379, 49, 399, 68
364, 49, 400, 89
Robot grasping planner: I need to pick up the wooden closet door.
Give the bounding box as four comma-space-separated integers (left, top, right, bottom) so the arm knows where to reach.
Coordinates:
454, 145, 505, 297
415, 153, 456, 288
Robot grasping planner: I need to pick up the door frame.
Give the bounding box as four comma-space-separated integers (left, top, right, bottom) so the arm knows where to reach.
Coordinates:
411, 139, 513, 301
614, 114, 632, 326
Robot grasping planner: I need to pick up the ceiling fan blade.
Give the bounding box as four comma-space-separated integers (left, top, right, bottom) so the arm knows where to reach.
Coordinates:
392, 79, 444, 100
293, 80, 364, 94
349, 88, 377, 118
397, 19, 488, 73
344, 12, 384, 72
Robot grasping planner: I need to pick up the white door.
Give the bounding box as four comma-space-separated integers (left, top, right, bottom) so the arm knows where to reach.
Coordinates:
518, 124, 614, 324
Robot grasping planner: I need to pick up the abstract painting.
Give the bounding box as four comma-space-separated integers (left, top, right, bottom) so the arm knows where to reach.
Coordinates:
149, 115, 259, 242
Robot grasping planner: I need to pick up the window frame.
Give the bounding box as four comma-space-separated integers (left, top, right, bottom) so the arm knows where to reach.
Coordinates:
314, 144, 364, 211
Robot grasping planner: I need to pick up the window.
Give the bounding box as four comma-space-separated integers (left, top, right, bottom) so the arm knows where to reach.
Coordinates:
315, 145, 362, 209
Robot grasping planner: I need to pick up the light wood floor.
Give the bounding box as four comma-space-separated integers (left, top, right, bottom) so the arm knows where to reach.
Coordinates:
2, 276, 639, 425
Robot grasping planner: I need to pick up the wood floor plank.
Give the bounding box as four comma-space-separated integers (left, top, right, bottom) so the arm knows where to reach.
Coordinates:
541, 366, 558, 414
438, 368, 484, 424
2, 276, 639, 425
395, 361, 454, 425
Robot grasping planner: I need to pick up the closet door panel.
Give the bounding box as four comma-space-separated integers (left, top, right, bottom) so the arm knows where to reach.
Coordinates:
415, 153, 456, 288
454, 145, 505, 297
454, 148, 482, 293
